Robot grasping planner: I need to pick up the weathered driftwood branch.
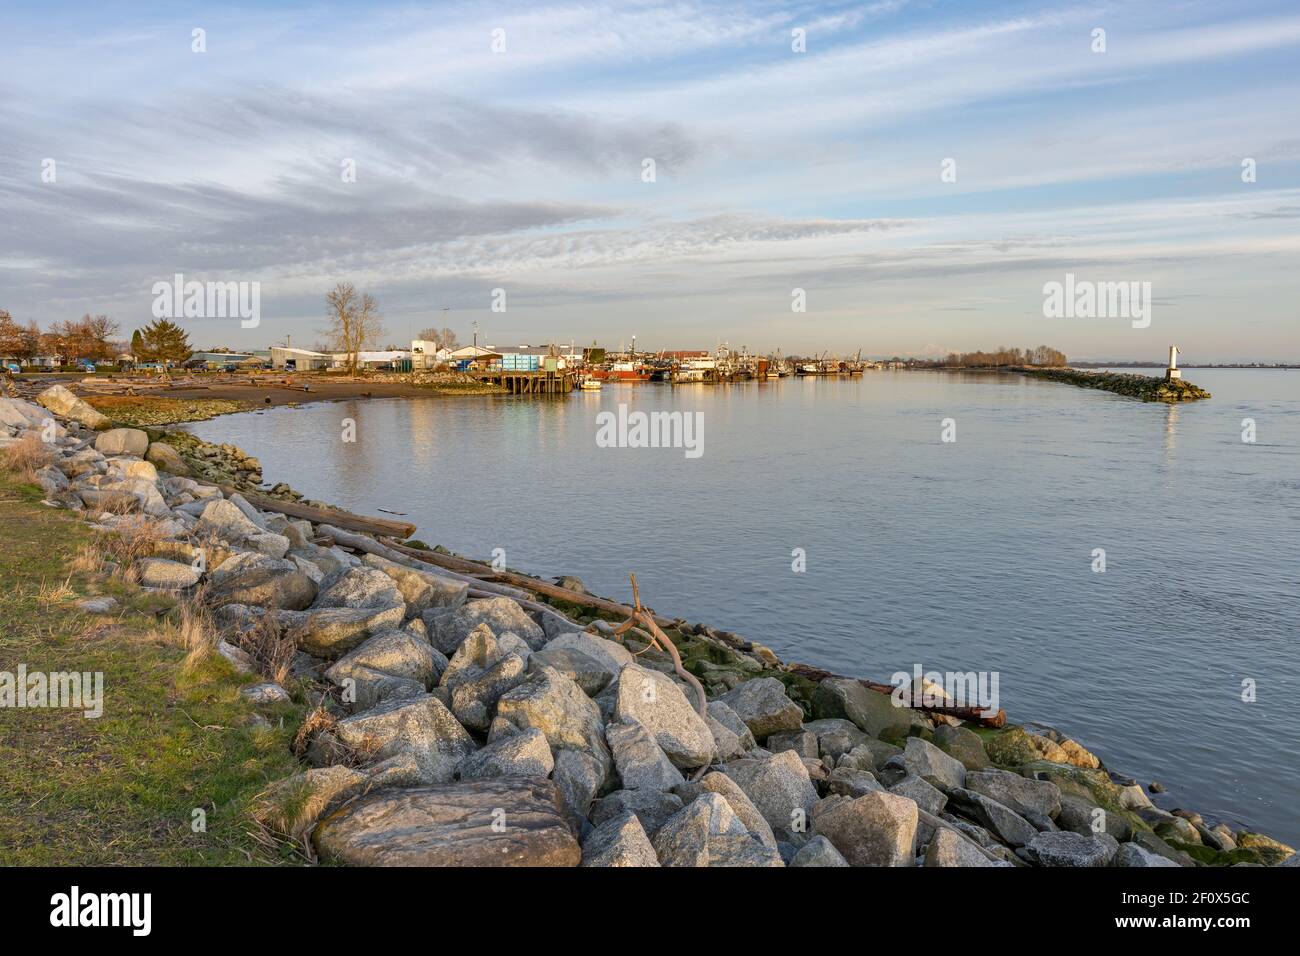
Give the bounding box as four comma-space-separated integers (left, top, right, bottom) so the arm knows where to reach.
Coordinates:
192, 481, 416, 538
380, 539, 678, 628
786, 663, 1006, 728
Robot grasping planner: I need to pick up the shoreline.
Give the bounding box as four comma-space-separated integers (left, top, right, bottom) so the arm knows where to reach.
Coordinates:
5, 384, 1293, 866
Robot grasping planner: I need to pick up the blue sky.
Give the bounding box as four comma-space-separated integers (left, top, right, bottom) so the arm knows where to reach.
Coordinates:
1, 0, 1298, 360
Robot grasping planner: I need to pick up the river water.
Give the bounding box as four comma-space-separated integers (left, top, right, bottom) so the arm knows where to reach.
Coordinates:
185, 369, 1300, 844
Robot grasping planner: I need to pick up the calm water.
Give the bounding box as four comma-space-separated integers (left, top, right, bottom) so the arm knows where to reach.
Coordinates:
186, 369, 1300, 843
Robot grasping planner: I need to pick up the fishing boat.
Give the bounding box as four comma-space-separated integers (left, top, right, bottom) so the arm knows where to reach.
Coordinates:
577, 375, 602, 391
592, 360, 652, 382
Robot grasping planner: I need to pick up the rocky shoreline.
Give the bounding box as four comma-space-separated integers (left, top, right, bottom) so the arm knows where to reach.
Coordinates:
1019, 367, 1212, 402
3, 383, 1294, 868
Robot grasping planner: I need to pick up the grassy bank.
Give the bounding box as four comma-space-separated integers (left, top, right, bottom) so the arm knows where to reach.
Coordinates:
0, 478, 306, 865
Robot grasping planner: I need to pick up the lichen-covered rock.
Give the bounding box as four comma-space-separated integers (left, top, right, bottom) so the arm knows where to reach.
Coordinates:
496, 666, 609, 770
687, 771, 778, 850
719, 678, 804, 741
312, 566, 404, 611
804, 718, 869, 760
544, 630, 633, 679
194, 497, 264, 544
326, 629, 441, 690
530, 645, 613, 696
706, 699, 755, 758
612, 664, 714, 770
360, 553, 466, 615
812, 791, 919, 866
240, 682, 291, 705
552, 747, 607, 821
206, 557, 317, 611
890, 774, 948, 816
314, 778, 580, 866
811, 677, 912, 739
983, 726, 1040, 766
1114, 842, 1182, 867
933, 724, 992, 770
334, 694, 476, 784
580, 811, 660, 867
426, 596, 545, 655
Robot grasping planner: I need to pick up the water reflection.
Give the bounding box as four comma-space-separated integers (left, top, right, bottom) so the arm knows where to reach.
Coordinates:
1162, 402, 1180, 463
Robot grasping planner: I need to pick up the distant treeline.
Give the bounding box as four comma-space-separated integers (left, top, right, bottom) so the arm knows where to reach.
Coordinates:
914, 345, 1067, 368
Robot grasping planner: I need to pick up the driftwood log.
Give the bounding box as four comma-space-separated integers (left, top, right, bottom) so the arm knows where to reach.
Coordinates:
786, 663, 1006, 728
192, 481, 416, 538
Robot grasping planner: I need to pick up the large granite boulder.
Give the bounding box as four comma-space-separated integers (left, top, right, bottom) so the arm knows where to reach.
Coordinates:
496, 665, 609, 770
288, 604, 407, 657
612, 664, 714, 769
426, 596, 545, 655
361, 553, 467, 615
1023, 830, 1119, 867
325, 630, 442, 690
946, 788, 1039, 848
580, 810, 660, 867
607, 719, 685, 791
589, 789, 684, 838
902, 737, 967, 792
456, 727, 554, 780
313, 778, 580, 866
94, 427, 149, 457
205, 556, 318, 611
924, 827, 1003, 867
312, 566, 404, 610
964, 768, 1061, 828
35, 384, 111, 429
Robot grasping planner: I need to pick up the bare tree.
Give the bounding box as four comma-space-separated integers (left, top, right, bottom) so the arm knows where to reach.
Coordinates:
325, 283, 385, 375
416, 326, 460, 350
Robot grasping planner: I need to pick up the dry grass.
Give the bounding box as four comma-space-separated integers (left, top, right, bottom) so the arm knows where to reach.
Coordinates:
177, 590, 219, 674
234, 607, 296, 685
290, 700, 339, 760
0, 433, 55, 483
95, 515, 170, 578
68, 544, 105, 575
36, 574, 76, 606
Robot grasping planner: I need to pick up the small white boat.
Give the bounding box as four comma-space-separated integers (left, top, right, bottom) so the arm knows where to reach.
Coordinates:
578, 375, 602, 391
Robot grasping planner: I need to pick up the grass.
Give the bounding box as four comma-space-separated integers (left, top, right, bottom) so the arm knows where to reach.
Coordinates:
0, 478, 309, 865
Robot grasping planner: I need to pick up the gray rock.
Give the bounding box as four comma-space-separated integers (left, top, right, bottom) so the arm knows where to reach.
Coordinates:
1023, 830, 1119, 867
652, 793, 783, 867
707, 699, 755, 757
76, 596, 119, 615
838, 739, 902, 772
134, 557, 201, 590
456, 727, 554, 780
790, 834, 850, 867
530, 645, 613, 695
612, 664, 715, 769
447, 652, 527, 732
965, 768, 1061, 828
828, 766, 883, 798
689, 771, 778, 849
216, 640, 256, 674
194, 498, 264, 544
427, 596, 545, 654
804, 718, 869, 760
607, 719, 685, 791
496, 666, 609, 771
589, 789, 684, 837
766, 729, 819, 758
581, 810, 660, 867
1114, 842, 1182, 867
721, 750, 820, 834
718, 678, 804, 741
326, 630, 441, 689
313, 778, 580, 866
288, 604, 407, 658
890, 774, 948, 816
206, 558, 317, 611
552, 747, 606, 821
240, 682, 291, 705
312, 566, 404, 611
947, 788, 1039, 848
334, 694, 476, 784
332, 666, 426, 711
924, 827, 1002, 867
360, 553, 467, 615
812, 791, 919, 866
94, 427, 149, 457
902, 737, 967, 792
544, 630, 633, 675
812, 677, 912, 739
933, 724, 992, 770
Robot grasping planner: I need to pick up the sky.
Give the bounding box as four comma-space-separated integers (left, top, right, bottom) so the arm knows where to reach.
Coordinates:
1, 0, 1298, 361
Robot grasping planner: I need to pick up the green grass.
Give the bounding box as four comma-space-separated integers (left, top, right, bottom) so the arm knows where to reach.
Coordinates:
0, 479, 308, 865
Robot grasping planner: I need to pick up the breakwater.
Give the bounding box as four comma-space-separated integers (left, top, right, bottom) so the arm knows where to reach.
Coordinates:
1019, 367, 1211, 402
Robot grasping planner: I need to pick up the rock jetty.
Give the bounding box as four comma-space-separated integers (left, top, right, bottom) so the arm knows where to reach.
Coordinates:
1019, 367, 1211, 402
5, 387, 1294, 869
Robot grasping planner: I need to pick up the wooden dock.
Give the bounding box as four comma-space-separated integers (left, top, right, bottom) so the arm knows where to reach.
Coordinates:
470, 370, 576, 395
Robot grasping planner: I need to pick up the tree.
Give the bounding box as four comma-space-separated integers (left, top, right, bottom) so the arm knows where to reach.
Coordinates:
135, 319, 193, 364
131, 329, 144, 359
325, 282, 385, 374
0, 310, 20, 359
417, 326, 459, 350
